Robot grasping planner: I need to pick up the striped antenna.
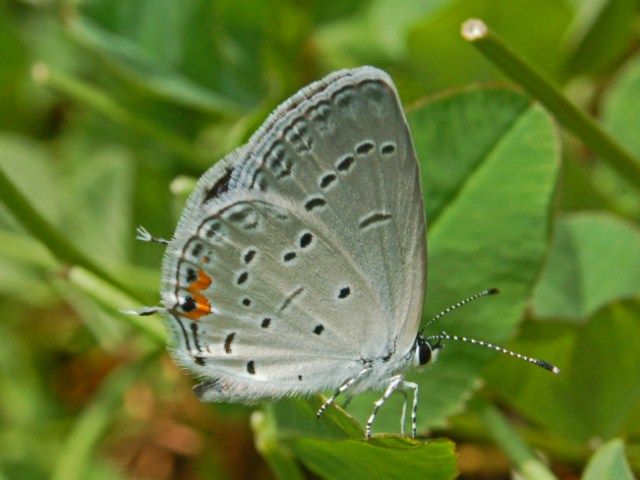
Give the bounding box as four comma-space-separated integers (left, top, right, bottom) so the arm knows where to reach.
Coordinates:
423, 288, 500, 331
426, 331, 560, 374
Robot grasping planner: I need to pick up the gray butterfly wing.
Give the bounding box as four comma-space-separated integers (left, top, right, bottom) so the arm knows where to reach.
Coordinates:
160, 67, 426, 402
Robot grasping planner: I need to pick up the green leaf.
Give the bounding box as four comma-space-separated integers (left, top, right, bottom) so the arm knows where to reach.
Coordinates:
473, 398, 557, 480
562, 0, 638, 77
406, 0, 573, 93
0, 134, 60, 229
604, 54, 640, 158
532, 213, 640, 320
291, 437, 457, 480
66, 16, 243, 115
345, 88, 559, 433
270, 397, 362, 441
60, 143, 134, 267
314, 0, 448, 66
486, 301, 640, 442
582, 439, 634, 480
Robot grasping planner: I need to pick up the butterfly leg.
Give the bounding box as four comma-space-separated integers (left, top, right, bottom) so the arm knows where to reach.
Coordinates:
403, 381, 419, 438
316, 366, 371, 419
400, 390, 408, 436
365, 375, 404, 439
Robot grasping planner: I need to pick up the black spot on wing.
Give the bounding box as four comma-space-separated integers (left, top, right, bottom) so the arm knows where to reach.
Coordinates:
280, 287, 304, 311
224, 333, 236, 354
359, 211, 392, 229
305, 196, 326, 211
356, 141, 374, 155
202, 166, 234, 204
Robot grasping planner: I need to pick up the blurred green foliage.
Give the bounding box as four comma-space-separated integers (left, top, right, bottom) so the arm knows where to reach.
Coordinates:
0, 0, 639, 479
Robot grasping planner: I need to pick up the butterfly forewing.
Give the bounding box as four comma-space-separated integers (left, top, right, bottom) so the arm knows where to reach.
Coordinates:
160, 67, 426, 402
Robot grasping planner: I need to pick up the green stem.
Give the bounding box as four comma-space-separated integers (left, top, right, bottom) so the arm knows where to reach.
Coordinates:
67, 267, 166, 344
31, 62, 212, 170
251, 408, 306, 480
461, 19, 640, 193
0, 167, 143, 303
472, 398, 557, 480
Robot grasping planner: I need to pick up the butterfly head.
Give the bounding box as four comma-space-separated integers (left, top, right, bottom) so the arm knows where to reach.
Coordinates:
412, 334, 441, 367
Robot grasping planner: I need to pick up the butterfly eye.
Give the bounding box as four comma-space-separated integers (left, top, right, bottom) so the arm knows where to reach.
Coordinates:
413, 335, 433, 366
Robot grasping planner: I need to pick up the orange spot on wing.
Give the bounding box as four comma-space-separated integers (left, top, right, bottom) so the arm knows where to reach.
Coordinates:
182, 269, 213, 320
189, 269, 212, 291
183, 292, 211, 320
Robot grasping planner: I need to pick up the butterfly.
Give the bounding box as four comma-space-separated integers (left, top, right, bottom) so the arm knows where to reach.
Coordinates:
134, 66, 558, 438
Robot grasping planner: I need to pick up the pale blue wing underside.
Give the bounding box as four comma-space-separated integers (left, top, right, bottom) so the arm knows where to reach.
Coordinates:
160, 67, 426, 402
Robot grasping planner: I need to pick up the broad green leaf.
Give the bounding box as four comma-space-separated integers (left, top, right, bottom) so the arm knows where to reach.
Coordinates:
59, 144, 134, 267
562, 0, 638, 77
603, 54, 640, 158
0, 135, 60, 304
271, 397, 362, 441
582, 439, 634, 480
406, 0, 573, 94
486, 301, 640, 442
532, 213, 640, 320
66, 17, 243, 115
291, 437, 457, 480
0, 134, 60, 228
345, 88, 559, 433
314, 0, 448, 67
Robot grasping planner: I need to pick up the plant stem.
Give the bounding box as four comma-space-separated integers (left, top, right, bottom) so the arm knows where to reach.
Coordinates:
461, 19, 640, 193
472, 398, 558, 480
251, 409, 306, 480
0, 167, 143, 303
31, 62, 212, 170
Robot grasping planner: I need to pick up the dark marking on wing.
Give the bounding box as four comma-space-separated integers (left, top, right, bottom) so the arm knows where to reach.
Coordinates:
237, 271, 249, 285
381, 142, 396, 155
320, 173, 337, 189
336, 155, 355, 172
190, 322, 202, 352
280, 287, 304, 311
359, 211, 392, 229
224, 333, 236, 354
305, 197, 326, 211
182, 296, 196, 312
202, 166, 234, 204
186, 268, 197, 283
247, 361, 256, 374
338, 287, 351, 299
243, 249, 256, 264
356, 141, 375, 155
299, 232, 313, 248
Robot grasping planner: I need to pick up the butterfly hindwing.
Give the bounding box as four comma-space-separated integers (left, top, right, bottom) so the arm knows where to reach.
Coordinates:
160, 67, 426, 402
